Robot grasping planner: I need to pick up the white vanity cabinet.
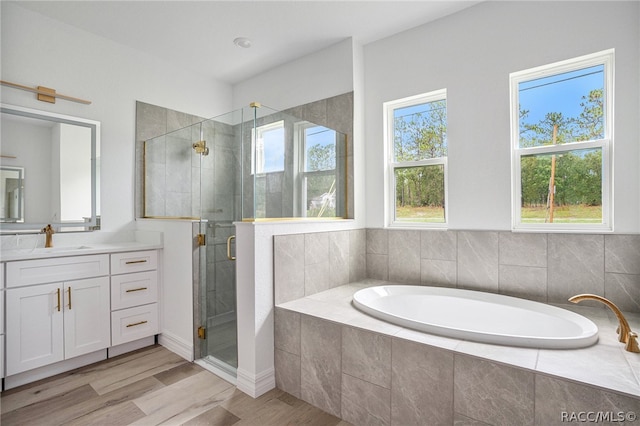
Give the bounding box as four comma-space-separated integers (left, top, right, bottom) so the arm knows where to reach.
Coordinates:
1, 262, 5, 380
110, 250, 159, 346
5, 255, 111, 376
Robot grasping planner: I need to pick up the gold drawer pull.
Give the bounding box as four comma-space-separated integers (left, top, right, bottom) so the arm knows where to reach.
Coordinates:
56, 288, 61, 312
126, 287, 148, 293
125, 259, 147, 265
67, 286, 72, 309
126, 320, 148, 328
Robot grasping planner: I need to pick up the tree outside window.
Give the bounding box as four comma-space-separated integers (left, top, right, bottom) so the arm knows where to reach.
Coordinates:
511, 50, 613, 231
385, 89, 448, 226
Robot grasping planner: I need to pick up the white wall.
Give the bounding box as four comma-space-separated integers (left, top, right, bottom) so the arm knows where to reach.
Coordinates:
1, 3, 232, 362
364, 1, 640, 232
1, 2, 233, 232
136, 219, 195, 361
232, 38, 365, 396
232, 38, 354, 112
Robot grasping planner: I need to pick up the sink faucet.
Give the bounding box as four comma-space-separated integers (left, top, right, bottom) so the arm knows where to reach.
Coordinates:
42, 224, 55, 248
569, 294, 639, 353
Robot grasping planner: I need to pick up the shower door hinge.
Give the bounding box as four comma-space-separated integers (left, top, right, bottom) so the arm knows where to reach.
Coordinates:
197, 233, 206, 246
197, 326, 206, 340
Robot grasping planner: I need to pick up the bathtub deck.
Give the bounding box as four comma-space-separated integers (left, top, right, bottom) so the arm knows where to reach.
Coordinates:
277, 279, 640, 399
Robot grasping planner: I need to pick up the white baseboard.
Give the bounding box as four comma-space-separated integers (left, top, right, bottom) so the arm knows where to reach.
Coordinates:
236, 367, 275, 398
158, 331, 193, 361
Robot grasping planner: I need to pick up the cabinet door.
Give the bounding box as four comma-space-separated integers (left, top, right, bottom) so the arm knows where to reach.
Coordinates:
64, 277, 111, 359
6, 283, 64, 375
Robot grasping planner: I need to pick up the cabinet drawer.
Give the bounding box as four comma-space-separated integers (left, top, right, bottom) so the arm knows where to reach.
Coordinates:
111, 303, 158, 346
111, 271, 158, 310
111, 251, 157, 275
6, 255, 109, 287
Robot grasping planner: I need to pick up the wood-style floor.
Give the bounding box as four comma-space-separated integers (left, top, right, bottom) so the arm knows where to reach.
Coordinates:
0, 345, 348, 426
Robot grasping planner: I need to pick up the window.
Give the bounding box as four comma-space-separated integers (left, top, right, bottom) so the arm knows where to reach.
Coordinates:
251, 120, 284, 174
384, 89, 448, 227
296, 122, 338, 217
510, 50, 613, 231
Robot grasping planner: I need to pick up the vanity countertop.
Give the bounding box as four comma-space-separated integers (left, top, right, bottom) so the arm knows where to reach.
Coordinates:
0, 241, 163, 262
0, 230, 164, 262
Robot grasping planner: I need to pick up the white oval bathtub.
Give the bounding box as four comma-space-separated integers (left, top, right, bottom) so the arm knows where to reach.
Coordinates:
352, 285, 598, 349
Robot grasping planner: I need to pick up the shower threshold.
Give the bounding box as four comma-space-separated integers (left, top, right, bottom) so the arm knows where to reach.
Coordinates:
195, 355, 237, 385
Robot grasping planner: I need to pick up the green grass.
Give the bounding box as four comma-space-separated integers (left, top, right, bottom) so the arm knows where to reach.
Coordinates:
395, 204, 602, 224
522, 204, 602, 223
395, 206, 445, 223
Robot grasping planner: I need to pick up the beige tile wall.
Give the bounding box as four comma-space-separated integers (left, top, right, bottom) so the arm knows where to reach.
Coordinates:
274, 229, 366, 305
275, 309, 640, 425
274, 228, 640, 424
276, 228, 640, 312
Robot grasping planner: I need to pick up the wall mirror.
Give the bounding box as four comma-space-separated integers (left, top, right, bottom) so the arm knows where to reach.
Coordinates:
0, 166, 24, 222
0, 104, 100, 233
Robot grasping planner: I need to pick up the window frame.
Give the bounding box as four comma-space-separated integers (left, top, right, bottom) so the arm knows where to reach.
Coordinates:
294, 121, 339, 218
509, 49, 614, 232
251, 119, 284, 175
383, 89, 448, 228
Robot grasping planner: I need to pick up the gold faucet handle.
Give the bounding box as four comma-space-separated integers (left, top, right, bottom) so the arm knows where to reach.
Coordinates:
625, 332, 640, 353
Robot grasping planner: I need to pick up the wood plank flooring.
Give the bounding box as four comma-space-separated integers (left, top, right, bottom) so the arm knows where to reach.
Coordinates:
0, 345, 349, 426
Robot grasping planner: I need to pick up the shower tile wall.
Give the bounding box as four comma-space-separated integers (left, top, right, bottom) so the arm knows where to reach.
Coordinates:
242, 92, 354, 219
135, 101, 206, 218
136, 102, 242, 360
284, 92, 354, 219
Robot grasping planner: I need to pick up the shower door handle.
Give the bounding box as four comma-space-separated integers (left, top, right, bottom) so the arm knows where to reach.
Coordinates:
227, 235, 236, 261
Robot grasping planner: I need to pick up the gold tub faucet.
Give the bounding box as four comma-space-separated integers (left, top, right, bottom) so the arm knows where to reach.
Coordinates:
42, 224, 55, 248
569, 294, 639, 353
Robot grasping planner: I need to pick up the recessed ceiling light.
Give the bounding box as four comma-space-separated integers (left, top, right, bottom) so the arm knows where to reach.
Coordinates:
233, 37, 252, 49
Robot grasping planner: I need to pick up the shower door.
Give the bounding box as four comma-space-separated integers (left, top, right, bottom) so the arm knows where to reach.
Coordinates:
195, 111, 243, 376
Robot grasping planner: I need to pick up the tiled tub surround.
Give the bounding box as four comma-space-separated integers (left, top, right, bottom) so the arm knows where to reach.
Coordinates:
276, 230, 640, 312
273, 229, 640, 424
364, 230, 640, 313
275, 283, 640, 425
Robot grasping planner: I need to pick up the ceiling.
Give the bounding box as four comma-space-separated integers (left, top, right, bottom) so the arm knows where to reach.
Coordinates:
14, 1, 480, 85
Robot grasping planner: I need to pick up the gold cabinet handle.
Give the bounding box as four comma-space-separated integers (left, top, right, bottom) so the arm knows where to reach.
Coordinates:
126, 287, 148, 293
126, 320, 148, 328
56, 288, 61, 312
125, 259, 147, 265
227, 235, 236, 261
67, 286, 72, 309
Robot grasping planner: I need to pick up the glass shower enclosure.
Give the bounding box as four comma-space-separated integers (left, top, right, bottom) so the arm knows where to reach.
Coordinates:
142, 103, 348, 379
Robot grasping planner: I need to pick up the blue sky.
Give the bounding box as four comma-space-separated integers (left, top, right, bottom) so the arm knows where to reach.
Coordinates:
261, 124, 335, 172
262, 126, 285, 173
519, 64, 604, 126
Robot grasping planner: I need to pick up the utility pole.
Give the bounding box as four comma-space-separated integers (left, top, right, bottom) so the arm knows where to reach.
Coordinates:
546, 124, 558, 223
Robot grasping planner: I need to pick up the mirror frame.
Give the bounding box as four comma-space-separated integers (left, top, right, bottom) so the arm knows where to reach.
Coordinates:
0, 103, 100, 233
